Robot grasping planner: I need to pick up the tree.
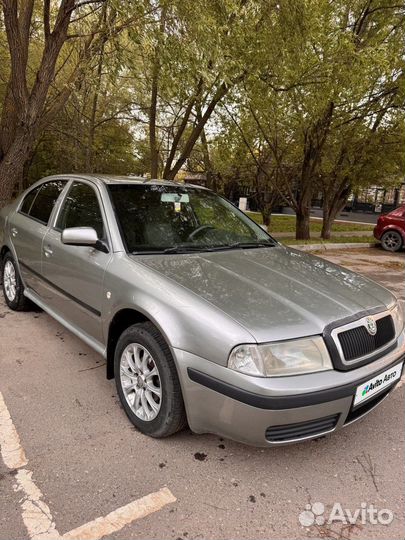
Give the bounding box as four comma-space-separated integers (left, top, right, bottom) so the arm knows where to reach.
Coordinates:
320, 111, 404, 238
317, 0, 405, 238
0, 0, 139, 206
216, 0, 405, 239
121, 0, 268, 180
222, 1, 340, 239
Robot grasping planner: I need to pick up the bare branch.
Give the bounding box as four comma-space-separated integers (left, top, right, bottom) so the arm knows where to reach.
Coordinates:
70, 0, 106, 12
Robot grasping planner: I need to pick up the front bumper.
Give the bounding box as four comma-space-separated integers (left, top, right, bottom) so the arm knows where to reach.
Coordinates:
173, 331, 405, 446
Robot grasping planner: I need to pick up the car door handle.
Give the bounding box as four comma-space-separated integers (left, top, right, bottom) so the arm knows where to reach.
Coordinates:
43, 246, 53, 257
11, 227, 18, 237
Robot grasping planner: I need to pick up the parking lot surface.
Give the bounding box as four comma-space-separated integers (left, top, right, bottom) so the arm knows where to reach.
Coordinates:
0, 247, 404, 540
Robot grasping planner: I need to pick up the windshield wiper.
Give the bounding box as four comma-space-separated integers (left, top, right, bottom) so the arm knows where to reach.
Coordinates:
131, 249, 166, 255
133, 241, 276, 255
131, 246, 214, 255
225, 241, 276, 249
163, 245, 215, 254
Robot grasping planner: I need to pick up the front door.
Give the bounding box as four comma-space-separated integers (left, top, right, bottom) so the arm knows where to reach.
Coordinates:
42, 181, 112, 343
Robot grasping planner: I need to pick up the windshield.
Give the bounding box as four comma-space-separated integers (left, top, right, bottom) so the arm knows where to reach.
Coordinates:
108, 184, 276, 254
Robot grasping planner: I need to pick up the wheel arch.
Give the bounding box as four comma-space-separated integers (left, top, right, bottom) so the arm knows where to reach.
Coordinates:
106, 308, 172, 380
381, 226, 404, 243
0, 245, 10, 258
0, 245, 11, 284
382, 225, 405, 238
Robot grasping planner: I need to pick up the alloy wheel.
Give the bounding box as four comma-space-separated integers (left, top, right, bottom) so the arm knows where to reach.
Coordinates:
119, 343, 162, 421
3, 260, 17, 301
382, 231, 401, 251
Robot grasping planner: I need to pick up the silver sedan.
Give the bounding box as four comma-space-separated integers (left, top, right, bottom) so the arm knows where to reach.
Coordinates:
0, 174, 404, 446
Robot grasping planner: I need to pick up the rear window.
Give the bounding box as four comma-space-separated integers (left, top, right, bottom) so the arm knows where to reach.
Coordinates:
20, 186, 41, 215
25, 180, 67, 225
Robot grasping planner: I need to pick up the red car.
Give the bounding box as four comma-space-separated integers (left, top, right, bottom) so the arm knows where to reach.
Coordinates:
374, 205, 405, 252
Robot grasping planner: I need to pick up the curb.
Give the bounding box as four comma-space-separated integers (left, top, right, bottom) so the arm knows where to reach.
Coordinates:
287, 242, 376, 252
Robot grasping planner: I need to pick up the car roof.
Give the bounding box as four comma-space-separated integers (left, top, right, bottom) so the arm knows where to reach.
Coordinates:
40, 173, 207, 190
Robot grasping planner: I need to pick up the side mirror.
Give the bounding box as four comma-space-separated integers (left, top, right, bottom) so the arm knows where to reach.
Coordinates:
61, 227, 108, 253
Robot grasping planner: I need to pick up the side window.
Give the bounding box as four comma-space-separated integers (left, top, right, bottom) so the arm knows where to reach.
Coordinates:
56, 182, 105, 239
28, 181, 67, 224
20, 186, 42, 215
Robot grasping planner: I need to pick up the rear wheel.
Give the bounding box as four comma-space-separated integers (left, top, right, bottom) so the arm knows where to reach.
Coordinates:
1, 253, 31, 310
114, 322, 187, 437
381, 230, 402, 252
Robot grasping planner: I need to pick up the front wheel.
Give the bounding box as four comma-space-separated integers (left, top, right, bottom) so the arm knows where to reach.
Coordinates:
114, 322, 187, 438
381, 230, 403, 252
1, 253, 31, 310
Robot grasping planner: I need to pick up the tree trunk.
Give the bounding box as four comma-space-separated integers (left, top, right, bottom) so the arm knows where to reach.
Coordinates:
197, 106, 216, 190
0, 133, 31, 207
149, 7, 167, 179
262, 205, 272, 228
296, 207, 310, 240
149, 60, 159, 178
86, 3, 107, 172
0, 84, 19, 160
321, 197, 349, 239
295, 101, 334, 240
321, 212, 333, 240
320, 181, 351, 239
295, 186, 312, 240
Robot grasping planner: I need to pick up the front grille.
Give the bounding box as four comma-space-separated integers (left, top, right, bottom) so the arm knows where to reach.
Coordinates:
338, 315, 395, 361
265, 414, 339, 443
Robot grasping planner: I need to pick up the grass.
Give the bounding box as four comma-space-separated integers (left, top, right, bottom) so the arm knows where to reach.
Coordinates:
245, 212, 374, 233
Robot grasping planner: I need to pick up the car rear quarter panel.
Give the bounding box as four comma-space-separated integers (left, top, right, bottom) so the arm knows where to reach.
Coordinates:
375, 209, 405, 242
0, 210, 5, 248
0, 202, 17, 261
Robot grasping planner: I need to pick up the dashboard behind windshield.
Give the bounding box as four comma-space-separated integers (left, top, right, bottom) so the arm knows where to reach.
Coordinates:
108, 184, 275, 253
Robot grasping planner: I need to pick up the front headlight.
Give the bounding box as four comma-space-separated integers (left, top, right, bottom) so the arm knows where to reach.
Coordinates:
391, 302, 404, 335
228, 336, 332, 377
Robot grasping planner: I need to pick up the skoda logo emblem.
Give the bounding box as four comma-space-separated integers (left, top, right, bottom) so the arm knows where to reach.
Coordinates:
365, 317, 377, 336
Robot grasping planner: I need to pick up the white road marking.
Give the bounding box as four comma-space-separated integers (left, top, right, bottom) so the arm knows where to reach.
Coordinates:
63, 487, 176, 540
14, 468, 62, 540
0, 391, 176, 540
0, 390, 27, 469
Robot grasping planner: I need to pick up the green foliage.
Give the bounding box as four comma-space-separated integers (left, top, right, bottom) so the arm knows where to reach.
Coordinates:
210, 0, 404, 231
0, 0, 403, 235
28, 119, 138, 183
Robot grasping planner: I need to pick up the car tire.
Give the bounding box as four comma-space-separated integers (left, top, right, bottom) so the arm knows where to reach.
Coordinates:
114, 322, 187, 438
1, 252, 31, 311
381, 230, 403, 252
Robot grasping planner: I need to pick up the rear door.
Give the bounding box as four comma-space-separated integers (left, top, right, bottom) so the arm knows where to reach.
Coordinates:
41, 180, 112, 343
9, 180, 67, 295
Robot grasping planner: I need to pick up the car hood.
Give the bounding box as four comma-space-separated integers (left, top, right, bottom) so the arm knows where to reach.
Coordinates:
132, 246, 395, 342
